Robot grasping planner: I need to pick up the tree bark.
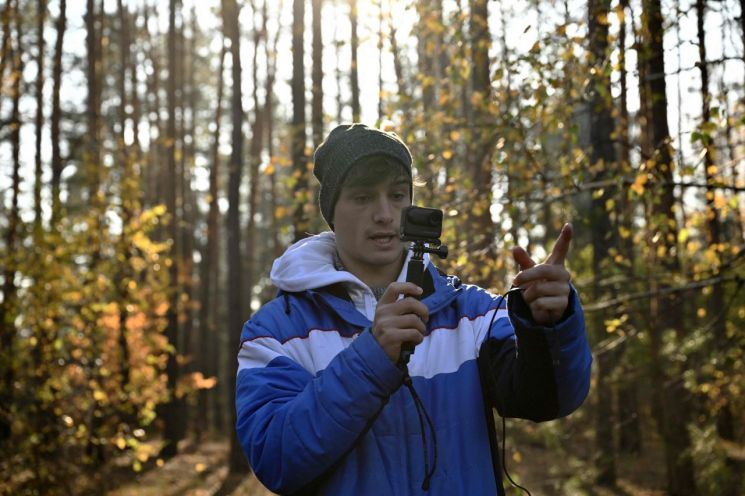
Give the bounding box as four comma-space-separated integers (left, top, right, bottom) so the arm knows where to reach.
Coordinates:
312, 0, 323, 148
640, 1, 696, 493
266, 0, 281, 260
387, 2, 410, 122
616, 0, 642, 456
116, 0, 132, 392
696, 3, 740, 494
160, 0, 184, 460
85, 0, 101, 202
33, 0, 47, 235
0, 1, 12, 90
291, 0, 309, 241
178, 6, 197, 441
50, 0, 66, 226
0, 6, 23, 442
588, 0, 618, 485
198, 40, 227, 438
350, 0, 360, 121
334, 9, 343, 123
222, 0, 249, 473
466, 0, 496, 287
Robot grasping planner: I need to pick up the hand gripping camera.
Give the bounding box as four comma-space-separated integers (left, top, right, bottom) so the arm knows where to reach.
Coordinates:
398, 206, 448, 366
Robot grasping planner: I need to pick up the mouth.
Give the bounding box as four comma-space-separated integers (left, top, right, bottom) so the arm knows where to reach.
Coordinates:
369, 232, 398, 247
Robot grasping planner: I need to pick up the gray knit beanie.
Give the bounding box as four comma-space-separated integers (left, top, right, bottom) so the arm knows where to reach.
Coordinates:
313, 123, 413, 227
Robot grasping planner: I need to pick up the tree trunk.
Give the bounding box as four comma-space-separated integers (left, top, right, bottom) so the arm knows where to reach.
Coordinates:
266, 0, 281, 260
197, 40, 227, 438
640, 1, 696, 493
387, 2, 410, 122
222, 0, 249, 473
466, 0, 496, 287
616, 0, 642, 456
377, 2, 383, 121
416, 2, 435, 114
0, 8, 23, 442
0, 1, 12, 89
85, 0, 101, 203
588, 0, 618, 486
116, 0, 132, 392
291, 0, 309, 241
50, 0, 66, 227
244, 0, 266, 347
33, 0, 47, 235
160, 0, 184, 460
350, 0, 360, 121
178, 6, 196, 441
334, 9, 343, 123
312, 0, 323, 148
696, 3, 740, 494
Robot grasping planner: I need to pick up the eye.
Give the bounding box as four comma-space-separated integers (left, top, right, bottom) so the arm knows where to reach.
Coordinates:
353, 194, 370, 203
391, 191, 407, 201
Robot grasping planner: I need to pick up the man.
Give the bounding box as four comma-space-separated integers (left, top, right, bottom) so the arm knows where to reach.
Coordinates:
236, 124, 591, 495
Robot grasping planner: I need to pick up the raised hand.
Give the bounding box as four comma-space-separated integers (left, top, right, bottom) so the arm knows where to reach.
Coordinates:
511, 223, 573, 325
372, 282, 429, 363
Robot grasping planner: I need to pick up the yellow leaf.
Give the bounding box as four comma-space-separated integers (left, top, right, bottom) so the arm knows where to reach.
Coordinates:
93, 390, 107, 402
450, 131, 461, 141
697, 308, 706, 318
512, 451, 522, 463
195, 463, 206, 473
630, 173, 648, 195
442, 149, 453, 160
116, 437, 127, 450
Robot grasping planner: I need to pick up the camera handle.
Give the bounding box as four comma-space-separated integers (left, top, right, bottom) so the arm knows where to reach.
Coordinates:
399, 254, 424, 367
398, 241, 447, 367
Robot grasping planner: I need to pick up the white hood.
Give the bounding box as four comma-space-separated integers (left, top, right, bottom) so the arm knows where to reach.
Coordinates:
270, 231, 429, 320
270, 231, 367, 293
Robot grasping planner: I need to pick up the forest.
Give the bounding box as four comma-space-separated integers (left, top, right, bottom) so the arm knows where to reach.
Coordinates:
1, 0, 744, 494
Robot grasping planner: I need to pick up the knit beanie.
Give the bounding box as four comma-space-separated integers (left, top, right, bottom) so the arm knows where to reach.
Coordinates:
313, 123, 413, 227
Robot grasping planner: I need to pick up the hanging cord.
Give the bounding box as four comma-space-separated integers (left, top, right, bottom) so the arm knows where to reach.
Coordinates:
485, 287, 533, 496
501, 415, 532, 496
401, 369, 438, 491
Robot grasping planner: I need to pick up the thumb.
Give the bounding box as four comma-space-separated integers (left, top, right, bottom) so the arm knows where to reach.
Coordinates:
511, 246, 536, 271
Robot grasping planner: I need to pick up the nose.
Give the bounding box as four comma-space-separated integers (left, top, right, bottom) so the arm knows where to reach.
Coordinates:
372, 196, 394, 224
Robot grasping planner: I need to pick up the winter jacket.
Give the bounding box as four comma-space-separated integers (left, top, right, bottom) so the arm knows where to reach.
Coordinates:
236, 232, 592, 495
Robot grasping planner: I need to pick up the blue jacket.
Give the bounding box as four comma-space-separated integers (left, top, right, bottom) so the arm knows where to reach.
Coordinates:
236, 233, 591, 495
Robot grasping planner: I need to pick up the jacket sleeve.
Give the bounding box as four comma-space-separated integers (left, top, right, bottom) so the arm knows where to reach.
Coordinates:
478, 286, 592, 421
235, 318, 403, 494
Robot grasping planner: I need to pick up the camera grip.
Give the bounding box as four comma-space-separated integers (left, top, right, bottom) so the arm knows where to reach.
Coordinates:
398, 257, 425, 367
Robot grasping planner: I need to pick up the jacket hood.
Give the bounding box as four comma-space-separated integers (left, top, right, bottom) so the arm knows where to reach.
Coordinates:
270, 231, 460, 323
270, 231, 432, 292
270, 232, 359, 292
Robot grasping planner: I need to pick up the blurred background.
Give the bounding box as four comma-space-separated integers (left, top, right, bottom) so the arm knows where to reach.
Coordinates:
1, 0, 744, 494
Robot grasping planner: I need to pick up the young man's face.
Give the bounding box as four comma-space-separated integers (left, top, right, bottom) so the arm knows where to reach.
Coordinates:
333, 167, 411, 284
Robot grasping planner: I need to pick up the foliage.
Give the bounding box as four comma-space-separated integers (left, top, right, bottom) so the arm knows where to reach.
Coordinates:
0, 203, 172, 493
2, 0, 745, 494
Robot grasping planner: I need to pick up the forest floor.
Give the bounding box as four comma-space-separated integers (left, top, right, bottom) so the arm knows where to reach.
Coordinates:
106, 435, 666, 496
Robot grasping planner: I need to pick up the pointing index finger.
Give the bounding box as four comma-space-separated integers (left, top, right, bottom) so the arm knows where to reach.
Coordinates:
546, 223, 573, 265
